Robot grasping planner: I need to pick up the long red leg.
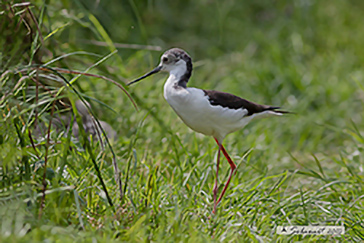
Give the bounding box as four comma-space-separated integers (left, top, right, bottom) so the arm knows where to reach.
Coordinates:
212, 140, 221, 214
216, 142, 237, 206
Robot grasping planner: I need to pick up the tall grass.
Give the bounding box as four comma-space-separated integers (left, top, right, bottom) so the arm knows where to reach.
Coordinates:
1, 0, 363, 242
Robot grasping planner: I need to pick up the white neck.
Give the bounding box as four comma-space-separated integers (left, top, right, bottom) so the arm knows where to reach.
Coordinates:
169, 61, 187, 80
164, 62, 187, 87
164, 73, 179, 93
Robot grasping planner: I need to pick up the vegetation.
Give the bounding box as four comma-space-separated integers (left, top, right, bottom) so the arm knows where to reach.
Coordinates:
1, 0, 363, 241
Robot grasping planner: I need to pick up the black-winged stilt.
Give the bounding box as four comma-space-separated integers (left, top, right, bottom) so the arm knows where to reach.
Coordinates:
128, 48, 289, 213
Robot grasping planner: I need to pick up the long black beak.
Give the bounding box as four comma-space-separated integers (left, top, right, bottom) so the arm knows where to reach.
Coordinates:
127, 65, 162, 86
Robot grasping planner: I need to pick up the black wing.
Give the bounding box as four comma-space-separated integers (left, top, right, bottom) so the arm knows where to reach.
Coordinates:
203, 90, 287, 116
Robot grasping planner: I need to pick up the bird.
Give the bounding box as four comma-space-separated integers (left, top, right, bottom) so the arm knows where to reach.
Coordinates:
128, 48, 289, 213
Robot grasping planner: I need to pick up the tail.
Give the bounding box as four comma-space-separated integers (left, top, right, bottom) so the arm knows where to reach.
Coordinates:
268, 106, 293, 115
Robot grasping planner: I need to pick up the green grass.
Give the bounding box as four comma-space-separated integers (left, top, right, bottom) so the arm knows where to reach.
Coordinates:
1, 0, 364, 242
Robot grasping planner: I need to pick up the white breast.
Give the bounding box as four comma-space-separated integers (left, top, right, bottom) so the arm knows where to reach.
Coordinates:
164, 77, 251, 141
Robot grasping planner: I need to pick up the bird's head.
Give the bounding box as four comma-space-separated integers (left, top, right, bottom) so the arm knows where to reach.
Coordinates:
127, 48, 192, 86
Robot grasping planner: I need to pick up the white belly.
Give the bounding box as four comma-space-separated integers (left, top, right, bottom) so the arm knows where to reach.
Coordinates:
164, 85, 251, 141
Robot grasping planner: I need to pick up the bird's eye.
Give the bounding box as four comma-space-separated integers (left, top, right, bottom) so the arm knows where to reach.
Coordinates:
162, 57, 169, 62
